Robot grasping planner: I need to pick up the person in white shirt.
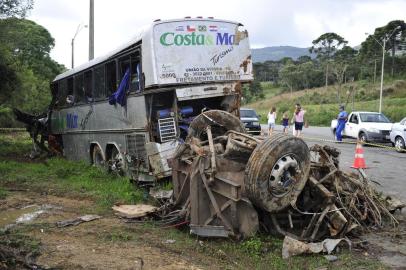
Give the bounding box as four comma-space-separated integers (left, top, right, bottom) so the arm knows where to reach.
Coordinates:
267, 107, 277, 136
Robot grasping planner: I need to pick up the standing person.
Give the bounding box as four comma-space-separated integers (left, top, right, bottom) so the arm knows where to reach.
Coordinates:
292, 104, 306, 137
336, 105, 348, 142
282, 112, 289, 134
267, 107, 277, 136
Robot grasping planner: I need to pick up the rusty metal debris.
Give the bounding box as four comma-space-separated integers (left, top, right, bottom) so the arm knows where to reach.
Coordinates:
166, 110, 403, 241
56, 214, 101, 228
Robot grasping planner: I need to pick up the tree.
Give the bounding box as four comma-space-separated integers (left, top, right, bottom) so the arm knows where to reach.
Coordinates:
310, 33, 348, 89
279, 63, 302, 95
242, 79, 264, 104
0, 18, 64, 126
297, 55, 312, 64
360, 20, 406, 77
331, 46, 357, 103
0, 0, 33, 18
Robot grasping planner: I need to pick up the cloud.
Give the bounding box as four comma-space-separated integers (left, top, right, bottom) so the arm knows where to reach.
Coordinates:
27, 0, 406, 69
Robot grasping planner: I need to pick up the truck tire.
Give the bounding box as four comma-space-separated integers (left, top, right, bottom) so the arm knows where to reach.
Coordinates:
187, 110, 246, 141
245, 134, 310, 213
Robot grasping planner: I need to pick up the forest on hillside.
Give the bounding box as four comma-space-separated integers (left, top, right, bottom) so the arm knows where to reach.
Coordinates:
244, 20, 406, 104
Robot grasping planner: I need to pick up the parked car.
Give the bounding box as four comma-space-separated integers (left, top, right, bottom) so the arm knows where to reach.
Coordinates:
240, 108, 261, 135
331, 111, 392, 143
390, 117, 406, 152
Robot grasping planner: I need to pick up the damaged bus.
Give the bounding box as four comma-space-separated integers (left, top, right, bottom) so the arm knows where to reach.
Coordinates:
49, 18, 253, 182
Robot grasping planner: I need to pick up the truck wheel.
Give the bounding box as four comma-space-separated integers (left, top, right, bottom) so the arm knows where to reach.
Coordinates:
245, 134, 310, 212
395, 136, 405, 152
359, 132, 367, 143
92, 145, 105, 167
187, 110, 246, 141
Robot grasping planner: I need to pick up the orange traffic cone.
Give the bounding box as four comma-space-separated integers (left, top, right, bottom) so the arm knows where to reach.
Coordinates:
351, 142, 367, 169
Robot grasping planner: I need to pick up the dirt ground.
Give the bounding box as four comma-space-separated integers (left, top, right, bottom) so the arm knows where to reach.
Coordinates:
0, 192, 214, 270
2, 191, 406, 270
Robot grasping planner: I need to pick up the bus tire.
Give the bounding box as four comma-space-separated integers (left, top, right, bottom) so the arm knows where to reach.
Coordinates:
92, 145, 105, 167
107, 145, 125, 176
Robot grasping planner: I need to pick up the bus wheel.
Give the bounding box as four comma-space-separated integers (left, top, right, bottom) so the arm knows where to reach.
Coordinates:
108, 147, 125, 176
92, 145, 105, 167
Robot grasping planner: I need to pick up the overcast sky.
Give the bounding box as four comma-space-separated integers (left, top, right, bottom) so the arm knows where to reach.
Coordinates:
28, 0, 406, 68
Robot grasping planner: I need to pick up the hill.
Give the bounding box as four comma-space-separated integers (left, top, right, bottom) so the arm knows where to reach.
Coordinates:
245, 80, 406, 126
251, 46, 314, 63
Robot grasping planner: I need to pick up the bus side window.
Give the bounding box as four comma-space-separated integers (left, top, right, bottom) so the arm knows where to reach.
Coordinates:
130, 58, 140, 92
74, 74, 85, 104
84, 70, 93, 103
67, 77, 74, 105
106, 61, 117, 96
58, 79, 67, 107
94, 65, 105, 100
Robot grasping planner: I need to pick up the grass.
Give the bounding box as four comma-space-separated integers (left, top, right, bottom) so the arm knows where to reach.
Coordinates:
0, 132, 144, 212
248, 79, 406, 126
0, 131, 32, 159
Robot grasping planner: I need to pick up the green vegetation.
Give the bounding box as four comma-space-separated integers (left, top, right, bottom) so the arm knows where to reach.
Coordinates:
246, 20, 406, 116
0, 133, 143, 212
0, 1, 65, 127
248, 79, 406, 126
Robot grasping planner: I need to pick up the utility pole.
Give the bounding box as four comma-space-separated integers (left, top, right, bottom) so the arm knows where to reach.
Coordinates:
365, 26, 400, 113
89, 0, 94, 60
373, 58, 377, 84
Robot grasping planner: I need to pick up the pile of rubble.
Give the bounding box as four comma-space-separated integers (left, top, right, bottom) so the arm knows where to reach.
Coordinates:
268, 144, 401, 242
107, 111, 403, 250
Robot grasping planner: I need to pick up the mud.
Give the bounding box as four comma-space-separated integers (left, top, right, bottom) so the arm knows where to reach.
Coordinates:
0, 192, 210, 270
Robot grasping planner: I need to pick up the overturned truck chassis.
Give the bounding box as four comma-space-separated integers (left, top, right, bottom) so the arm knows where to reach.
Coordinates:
170, 111, 399, 240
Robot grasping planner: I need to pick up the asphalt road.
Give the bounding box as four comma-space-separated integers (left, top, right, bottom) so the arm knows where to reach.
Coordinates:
261, 124, 406, 202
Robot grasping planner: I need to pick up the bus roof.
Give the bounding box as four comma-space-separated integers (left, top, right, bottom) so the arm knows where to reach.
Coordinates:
53, 18, 242, 82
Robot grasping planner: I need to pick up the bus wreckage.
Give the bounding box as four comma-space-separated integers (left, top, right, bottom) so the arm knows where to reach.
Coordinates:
14, 18, 402, 241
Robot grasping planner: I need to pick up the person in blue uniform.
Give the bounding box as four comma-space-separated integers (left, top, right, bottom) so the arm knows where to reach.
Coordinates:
336, 105, 348, 142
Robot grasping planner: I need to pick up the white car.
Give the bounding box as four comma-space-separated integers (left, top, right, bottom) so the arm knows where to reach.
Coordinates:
390, 117, 406, 152
331, 111, 392, 143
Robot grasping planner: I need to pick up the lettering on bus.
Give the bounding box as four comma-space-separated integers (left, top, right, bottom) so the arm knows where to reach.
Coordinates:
66, 113, 78, 129
175, 66, 241, 83
210, 46, 234, 65
160, 32, 235, 46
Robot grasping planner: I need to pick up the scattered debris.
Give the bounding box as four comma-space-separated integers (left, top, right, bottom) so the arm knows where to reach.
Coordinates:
112, 204, 157, 219
282, 236, 350, 259
149, 188, 173, 201
168, 111, 403, 241
385, 196, 405, 213
164, 239, 176, 244
324, 255, 339, 262
56, 214, 101, 228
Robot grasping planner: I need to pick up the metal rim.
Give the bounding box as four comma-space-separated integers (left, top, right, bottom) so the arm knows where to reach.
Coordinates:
395, 137, 405, 150
359, 133, 367, 142
110, 147, 125, 174
268, 154, 300, 198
